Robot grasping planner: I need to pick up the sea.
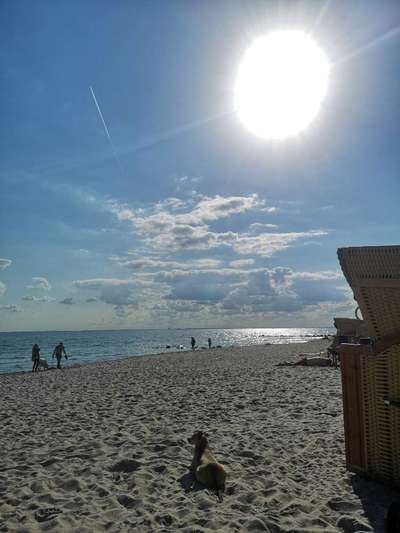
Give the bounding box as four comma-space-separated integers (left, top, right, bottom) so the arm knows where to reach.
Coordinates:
0, 327, 334, 375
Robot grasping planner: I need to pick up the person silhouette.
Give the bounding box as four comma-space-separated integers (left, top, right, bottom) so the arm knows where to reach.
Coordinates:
191, 337, 196, 350
32, 343, 40, 372
52, 342, 68, 369
208, 337, 212, 349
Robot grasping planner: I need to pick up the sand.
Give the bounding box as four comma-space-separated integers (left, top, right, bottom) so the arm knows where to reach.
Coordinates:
0, 339, 397, 532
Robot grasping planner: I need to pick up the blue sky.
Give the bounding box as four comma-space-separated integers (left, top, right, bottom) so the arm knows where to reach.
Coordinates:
1, 0, 399, 332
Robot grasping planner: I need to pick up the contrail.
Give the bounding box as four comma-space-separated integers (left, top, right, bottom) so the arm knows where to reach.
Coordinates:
311, 0, 334, 32
89, 85, 124, 176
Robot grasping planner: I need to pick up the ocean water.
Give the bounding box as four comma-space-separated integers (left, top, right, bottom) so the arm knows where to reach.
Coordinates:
0, 327, 334, 375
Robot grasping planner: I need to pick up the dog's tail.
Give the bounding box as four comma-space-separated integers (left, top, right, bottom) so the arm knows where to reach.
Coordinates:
210, 463, 225, 503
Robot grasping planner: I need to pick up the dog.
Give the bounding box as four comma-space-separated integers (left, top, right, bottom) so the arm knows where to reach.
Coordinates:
188, 430, 227, 502
37, 358, 49, 370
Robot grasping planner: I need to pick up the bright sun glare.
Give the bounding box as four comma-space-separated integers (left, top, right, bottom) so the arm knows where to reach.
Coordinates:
234, 31, 330, 140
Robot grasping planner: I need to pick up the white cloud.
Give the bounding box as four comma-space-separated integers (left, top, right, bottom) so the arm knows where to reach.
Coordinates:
289, 270, 343, 281
107, 193, 269, 232
0, 281, 6, 297
249, 223, 278, 232
154, 266, 347, 317
229, 259, 255, 268
106, 200, 137, 224
105, 194, 326, 256
174, 175, 200, 193
226, 230, 328, 257
0, 259, 12, 270
189, 194, 263, 223
21, 295, 54, 303
27, 277, 52, 291
121, 257, 222, 271
154, 197, 189, 211
74, 278, 137, 289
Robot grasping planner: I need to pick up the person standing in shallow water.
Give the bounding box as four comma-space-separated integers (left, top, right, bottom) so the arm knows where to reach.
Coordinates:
191, 337, 196, 350
52, 342, 68, 369
208, 337, 212, 349
32, 343, 40, 372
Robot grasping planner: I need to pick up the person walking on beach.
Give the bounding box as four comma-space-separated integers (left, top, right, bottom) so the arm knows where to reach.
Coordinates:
52, 342, 68, 369
191, 337, 196, 350
32, 343, 40, 372
208, 337, 212, 349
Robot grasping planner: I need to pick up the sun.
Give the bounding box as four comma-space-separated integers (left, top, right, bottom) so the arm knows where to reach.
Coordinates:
234, 31, 330, 140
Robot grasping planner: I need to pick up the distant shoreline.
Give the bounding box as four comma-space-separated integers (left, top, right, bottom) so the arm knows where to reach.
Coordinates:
0, 326, 334, 334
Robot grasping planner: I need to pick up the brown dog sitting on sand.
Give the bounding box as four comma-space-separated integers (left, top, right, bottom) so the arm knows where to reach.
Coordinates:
188, 431, 227, 502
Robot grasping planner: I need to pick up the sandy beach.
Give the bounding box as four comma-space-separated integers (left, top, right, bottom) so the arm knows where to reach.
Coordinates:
0, 339, 397, 532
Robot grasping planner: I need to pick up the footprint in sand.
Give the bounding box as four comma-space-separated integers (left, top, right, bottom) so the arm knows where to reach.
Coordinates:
34, 507, 61, 522
110, 458, 142, 473
117, 494, 140, 509
328, 497, 361, 513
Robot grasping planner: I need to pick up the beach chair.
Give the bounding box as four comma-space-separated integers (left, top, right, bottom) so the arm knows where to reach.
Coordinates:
337, 245, 400, 487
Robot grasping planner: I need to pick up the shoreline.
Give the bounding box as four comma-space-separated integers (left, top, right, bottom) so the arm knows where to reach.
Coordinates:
0, 340, 395, 532
0, 337, 331, 377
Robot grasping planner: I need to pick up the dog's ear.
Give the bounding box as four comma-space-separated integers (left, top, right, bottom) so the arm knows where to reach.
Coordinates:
199, 433, 208, 447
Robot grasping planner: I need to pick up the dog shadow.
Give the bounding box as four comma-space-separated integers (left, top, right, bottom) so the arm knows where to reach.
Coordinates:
178, 472, 205, 494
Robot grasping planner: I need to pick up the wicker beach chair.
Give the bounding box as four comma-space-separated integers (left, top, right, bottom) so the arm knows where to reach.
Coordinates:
337, 245, 400, 487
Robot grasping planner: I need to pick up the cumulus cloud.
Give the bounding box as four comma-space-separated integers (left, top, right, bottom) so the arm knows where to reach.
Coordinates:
107, 193, 265, 231
59, 297, 74, 305
225, 268, 347, 314
0, 259, 12, 270
156, 266, 346, 317
74, 278, 138, 312
0, 304, 22, 312
189, 194, 263, 223
27, 277, 52, 291
85, 193, 337, 322
106, 194, 326, 256
0, 281, 6, 297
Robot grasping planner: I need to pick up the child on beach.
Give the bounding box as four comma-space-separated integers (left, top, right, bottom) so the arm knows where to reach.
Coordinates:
52, 342, 68, 369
